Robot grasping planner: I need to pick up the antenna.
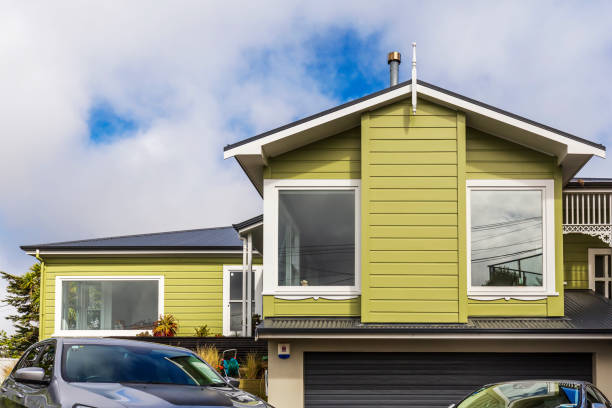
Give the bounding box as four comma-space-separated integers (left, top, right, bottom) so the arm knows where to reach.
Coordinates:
411, 42, 417, 114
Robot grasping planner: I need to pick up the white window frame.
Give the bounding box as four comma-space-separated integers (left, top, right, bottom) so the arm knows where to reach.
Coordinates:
54, 275, 164, 337
467, 179, 557, 298
263, 179, 361, 297
222, 265, 263, 336
588, 248, 612, 298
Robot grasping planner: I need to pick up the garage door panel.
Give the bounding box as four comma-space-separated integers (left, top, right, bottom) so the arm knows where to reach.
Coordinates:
304, 352, 592, 408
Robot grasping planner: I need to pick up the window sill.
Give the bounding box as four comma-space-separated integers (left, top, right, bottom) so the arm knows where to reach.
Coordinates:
468, 292, 559, 301
52, 329, 153, 337
263, 290, 361, 300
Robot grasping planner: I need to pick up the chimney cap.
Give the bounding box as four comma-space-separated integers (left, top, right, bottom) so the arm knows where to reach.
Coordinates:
387, 51, 401, 64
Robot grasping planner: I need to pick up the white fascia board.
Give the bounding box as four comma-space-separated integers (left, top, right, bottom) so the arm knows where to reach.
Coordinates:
28, 249, 255, 256
223, 85, 413, 159
224, 82, 604, 160
417, 85, 605, 158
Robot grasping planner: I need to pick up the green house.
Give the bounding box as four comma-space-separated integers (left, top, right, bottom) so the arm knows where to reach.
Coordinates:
24, 58, 612, 408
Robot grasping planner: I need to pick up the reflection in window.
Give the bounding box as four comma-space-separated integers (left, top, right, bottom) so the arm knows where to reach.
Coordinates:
278, 190, 355, 287
228, 270, 255, 333
470, 190, 543, 287
61, 280, 158, 330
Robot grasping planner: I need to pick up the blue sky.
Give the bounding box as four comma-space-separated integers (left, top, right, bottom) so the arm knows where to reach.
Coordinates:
0, 1, 611, 332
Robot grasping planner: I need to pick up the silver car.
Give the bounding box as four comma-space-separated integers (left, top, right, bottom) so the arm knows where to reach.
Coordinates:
0, 337, 272, 407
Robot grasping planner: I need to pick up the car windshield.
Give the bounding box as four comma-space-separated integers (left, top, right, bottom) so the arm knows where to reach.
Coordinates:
62, 344, 225, 386
457, 381, 581, 408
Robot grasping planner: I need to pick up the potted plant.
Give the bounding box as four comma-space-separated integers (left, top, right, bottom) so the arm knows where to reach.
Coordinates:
152, 314, 178, 337
239, 353, 265, 398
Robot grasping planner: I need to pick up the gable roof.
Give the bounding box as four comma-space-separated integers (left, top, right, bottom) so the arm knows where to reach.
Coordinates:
225, 80, 606, 194
21, 225, 244, 255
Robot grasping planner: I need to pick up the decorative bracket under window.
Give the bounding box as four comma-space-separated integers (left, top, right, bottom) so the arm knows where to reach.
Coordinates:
563, 224, 612, 247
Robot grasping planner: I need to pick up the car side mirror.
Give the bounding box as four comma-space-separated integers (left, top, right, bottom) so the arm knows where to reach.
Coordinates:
14, 367, 47, 384
227, 377, 240, 388
591, 404, 606, 408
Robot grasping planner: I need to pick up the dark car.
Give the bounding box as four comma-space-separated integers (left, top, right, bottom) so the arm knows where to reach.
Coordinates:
0, 337, 272, 407
450, 380, 611, 408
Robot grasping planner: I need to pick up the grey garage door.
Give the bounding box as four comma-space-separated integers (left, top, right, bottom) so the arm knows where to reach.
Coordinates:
304, 352, 593, 408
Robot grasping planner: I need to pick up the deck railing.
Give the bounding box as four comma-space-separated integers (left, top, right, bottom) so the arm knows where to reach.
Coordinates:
563, 191, 612, 245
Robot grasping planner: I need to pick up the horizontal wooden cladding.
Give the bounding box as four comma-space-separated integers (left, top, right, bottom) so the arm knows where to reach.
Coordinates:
368, 127, 457, 140
370, 287, 458, 300
369, 299, 458, 313
369, 164, 457, 177
370, 214, 457, 226
369, 115, 456, 128
370, 225, 457, 238
369, 263, 458, 275
562, 233, 609, 290
370, 250, 458, 263
266, 127, 360, 179
266, 296, 360, 317
366, 312, 459, 323
369, 202, 457, 214
369, 176, 457, 189
467, 161, 554, 174
370, 274, 458, 288
369, 152, 457, 164
467, 302, 547, 317
369, 139, 456, 152
372, 99, 457, 116
370, 238, 457, 251
369, 188, 457, 201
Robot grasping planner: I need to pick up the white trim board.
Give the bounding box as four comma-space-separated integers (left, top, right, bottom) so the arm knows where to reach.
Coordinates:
263, 179, 361, 297
53, 275, 164, 337
466, 179, 557, 298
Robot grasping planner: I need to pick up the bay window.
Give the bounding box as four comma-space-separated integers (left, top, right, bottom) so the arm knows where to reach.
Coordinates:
264, 179, 360, 296
467, 180, 556, 297
55, 276, 163, 335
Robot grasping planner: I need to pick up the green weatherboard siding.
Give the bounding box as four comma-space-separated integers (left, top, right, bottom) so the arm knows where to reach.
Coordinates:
39, 256, 260, 339
466, 127, 563, 317
361, 99, 462, 323
263, 127, 360, 180
262, 296, 360, 318
564, 233, 609, 289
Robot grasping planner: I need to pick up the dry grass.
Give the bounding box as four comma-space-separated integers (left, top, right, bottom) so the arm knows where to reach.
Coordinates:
243, 352, 261, 379
196, 345, 220, 370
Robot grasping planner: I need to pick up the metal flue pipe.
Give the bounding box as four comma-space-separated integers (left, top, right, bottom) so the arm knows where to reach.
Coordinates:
388, 51, 401, 86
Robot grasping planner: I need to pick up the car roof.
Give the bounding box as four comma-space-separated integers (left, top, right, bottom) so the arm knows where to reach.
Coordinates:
482, 379, 590, 388
53, 337, 192, 353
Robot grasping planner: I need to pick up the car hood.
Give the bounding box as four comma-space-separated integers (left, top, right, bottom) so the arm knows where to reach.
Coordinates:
68, 382, 267, 407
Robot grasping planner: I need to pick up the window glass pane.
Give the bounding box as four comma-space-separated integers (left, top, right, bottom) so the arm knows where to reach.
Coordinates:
471, 190, 543, 287
596, 281, 606, 297
61, 280, 158, 330
278, 190, 355, 286
37, 344, 55, 381
229, 303, 242, 332
595, 255, 605, 278
229, 271, 242, 301
16, 346, 42, 371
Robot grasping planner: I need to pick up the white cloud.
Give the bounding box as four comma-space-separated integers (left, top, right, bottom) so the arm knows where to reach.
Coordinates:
0, 1, 610, 331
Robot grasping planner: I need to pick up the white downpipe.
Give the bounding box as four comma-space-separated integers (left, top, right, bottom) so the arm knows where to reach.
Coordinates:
411, 42, 417, 114
241, 237, 247, 337
247, 233, 253, 337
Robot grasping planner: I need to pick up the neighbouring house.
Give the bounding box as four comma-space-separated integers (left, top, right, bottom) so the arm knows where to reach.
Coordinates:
23, 52, 612, 408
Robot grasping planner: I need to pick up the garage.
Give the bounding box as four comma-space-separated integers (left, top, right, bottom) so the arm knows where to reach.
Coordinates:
304, 352, 593, 408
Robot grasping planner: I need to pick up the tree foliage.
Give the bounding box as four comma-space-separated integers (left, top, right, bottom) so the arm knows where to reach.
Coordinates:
0, 263, 41, 356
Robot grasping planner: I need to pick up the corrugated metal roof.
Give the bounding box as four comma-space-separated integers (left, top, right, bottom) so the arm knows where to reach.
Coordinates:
20, 226, 243, 251
257, 291, 612, 335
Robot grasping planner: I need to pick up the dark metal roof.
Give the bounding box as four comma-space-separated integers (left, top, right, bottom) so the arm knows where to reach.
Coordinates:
224, 79, 605, 152
232, 214, 263, 232
566, 178, 612, 188
257, 291, 612, 335
20, 226, 243, 251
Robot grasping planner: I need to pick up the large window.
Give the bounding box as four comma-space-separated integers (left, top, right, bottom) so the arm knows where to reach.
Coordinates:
264, 179, 360, 296
467, 180, 555, 297
56, 277, 163, 335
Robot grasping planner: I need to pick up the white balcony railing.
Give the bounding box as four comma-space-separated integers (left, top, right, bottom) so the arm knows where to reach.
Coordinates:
563, 191, 612, 245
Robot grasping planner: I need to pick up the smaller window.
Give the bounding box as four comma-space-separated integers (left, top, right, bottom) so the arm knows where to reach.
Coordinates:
38, 343, 56, 381
15, 345, 43, 372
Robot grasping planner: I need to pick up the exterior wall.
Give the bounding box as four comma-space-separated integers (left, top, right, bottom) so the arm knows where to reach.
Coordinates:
263, 127, 360, 179
465, 128, 564, 317
361, 98, 464, 323
267, 338, 612, 408
262, 296, 360, 318
39, 256, 259, 339
262, 127, 361, 317
564, 233, 610, 289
